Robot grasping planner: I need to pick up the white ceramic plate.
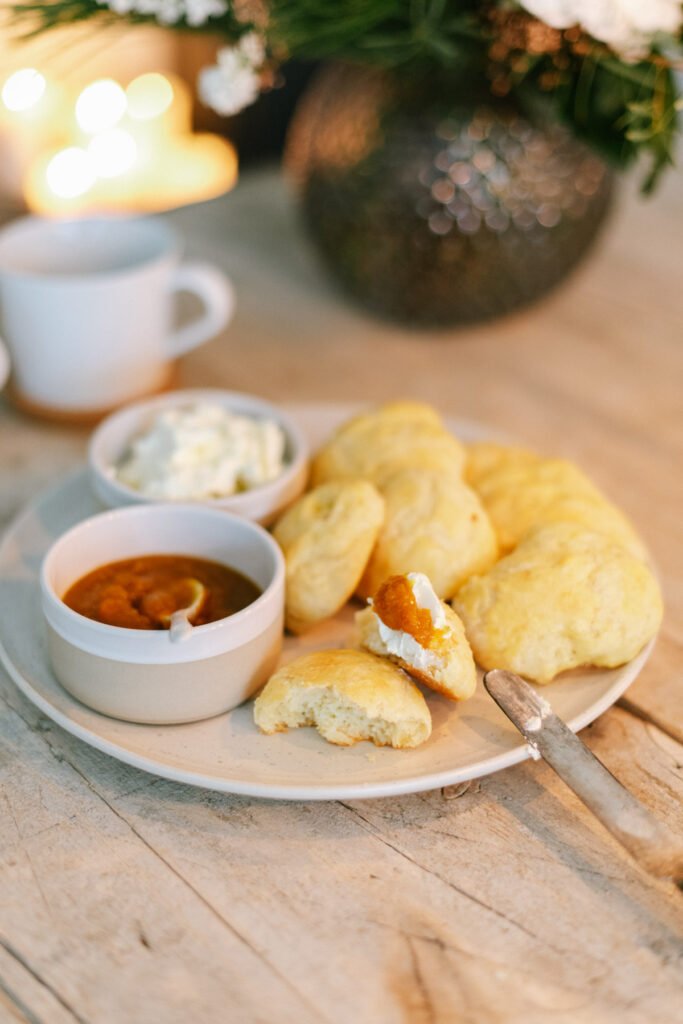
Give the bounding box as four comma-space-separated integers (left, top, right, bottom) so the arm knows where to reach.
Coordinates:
0, 403, 653, 800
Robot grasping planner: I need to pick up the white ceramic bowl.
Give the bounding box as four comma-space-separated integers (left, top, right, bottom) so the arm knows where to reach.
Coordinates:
40, 504, 285, 724
88, 388, 309, 525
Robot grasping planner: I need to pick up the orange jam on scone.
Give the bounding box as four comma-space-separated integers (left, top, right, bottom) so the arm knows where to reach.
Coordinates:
356, 572, 478, 703
372, 574, 445, 648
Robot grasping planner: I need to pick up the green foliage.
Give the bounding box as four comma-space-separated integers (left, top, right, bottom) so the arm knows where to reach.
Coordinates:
267, 0, 482, 67
7, 0, 682, 190
512, 45, 679, 193
9, 0, 134, 34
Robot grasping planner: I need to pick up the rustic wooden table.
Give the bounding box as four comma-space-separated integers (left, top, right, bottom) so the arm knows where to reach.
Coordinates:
1, 167, 682, 1024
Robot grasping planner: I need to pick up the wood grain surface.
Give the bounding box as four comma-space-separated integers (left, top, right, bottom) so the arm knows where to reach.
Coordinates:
0, 166, 681, 1023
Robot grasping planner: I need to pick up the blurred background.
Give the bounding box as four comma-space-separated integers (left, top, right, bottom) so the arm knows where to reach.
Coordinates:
0, 24, 312, 221
0, 14, 679, 331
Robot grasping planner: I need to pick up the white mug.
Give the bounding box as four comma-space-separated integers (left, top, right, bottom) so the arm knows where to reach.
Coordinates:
0, 215, 234, 415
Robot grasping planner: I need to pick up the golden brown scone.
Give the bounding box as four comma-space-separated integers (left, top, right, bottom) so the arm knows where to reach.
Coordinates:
465, 441, 540, 489
273, 480, 385, 634
358, 468, 498, 601
453, 522, 662, 684
310, 400, 465, 487
356, 573, 477, 701
465, 442, 647, 559
253, 649, 431, 748
362, 399, 444, 427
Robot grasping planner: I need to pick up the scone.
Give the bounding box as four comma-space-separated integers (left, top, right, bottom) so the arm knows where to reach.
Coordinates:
356, 573, 477, 701
465, 441, 540, 489
453, 522, 663, 684
355, 399, 444, 428
310, 400, 466, 487
253, 649, 431, 748
358, 467, 498, 600
465, 442, 646, 559
273, 479, 385, 634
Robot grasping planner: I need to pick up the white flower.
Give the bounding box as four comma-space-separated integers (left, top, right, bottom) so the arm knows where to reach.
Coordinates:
518, 0, 683, 56
137, 0, 182, 24
238, 30, 266, 66
198, 33, 266, 117
97, 0, 228, 26
199, 60, 260, 116
104, 0, 137, 13
185, 0, 230, 26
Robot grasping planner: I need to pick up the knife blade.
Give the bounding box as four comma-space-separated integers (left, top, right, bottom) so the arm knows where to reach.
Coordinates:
484, 669, 683, 887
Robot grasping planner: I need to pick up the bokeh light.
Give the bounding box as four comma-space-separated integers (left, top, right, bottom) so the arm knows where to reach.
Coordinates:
88, 129, 138, 178
126, 73, 174, 120
2, 69, 46, 112
75, 79, 126, 134
46, 147, 96, 198
21, 70, 236, 214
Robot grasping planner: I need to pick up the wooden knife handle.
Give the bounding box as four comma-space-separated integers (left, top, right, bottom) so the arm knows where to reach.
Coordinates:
484, 669, 683, 888
542, 734, 683, 887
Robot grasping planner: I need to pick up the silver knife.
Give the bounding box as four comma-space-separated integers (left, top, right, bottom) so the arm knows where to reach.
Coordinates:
484, 669, 683, 887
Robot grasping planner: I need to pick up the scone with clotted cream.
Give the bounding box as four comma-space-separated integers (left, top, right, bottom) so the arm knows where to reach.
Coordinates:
310, 400, 465, 488
357, 467, 498, 600
273, 479, 385, 634
253, 649, 431, 749
465, 442, 646, 560
453, 522, 662, 684
356, 573, 477, 701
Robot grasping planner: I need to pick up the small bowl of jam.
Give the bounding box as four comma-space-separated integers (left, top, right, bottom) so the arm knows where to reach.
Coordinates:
40, 504, 285, 724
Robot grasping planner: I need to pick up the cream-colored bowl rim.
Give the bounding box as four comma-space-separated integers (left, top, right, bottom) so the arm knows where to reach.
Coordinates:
40, 502, 285, 664
87, 387, 309, 512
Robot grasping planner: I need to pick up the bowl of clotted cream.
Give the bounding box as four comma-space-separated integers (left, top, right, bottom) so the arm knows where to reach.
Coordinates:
88, 389, 309, 525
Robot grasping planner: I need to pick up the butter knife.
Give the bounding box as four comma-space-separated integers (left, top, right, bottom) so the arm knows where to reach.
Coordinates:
484, 669, 683, 887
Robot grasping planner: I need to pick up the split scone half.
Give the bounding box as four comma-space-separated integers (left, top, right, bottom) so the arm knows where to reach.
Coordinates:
253, 649, 431, 749
310, 400, 466, 488
356, 573, 477, 702
273, 479, 385, 634
453, 522, 663, 684
465, 441, 647, 560
357, 467, 498, 600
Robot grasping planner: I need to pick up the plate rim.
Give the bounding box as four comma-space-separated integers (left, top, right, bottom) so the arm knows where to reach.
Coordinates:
0, 408, 655, 800
0, 628, 652, 799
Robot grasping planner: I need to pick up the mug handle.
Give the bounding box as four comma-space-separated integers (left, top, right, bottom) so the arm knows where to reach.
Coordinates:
165, 262, 234, 359
0, 337, 9, 392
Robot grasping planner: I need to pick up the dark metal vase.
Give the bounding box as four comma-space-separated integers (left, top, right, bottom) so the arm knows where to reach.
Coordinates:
285, 64, 614, 327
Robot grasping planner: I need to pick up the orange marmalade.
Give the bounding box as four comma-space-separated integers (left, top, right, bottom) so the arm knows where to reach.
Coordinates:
372, 575, 439, 648
63, 555, 260, 630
